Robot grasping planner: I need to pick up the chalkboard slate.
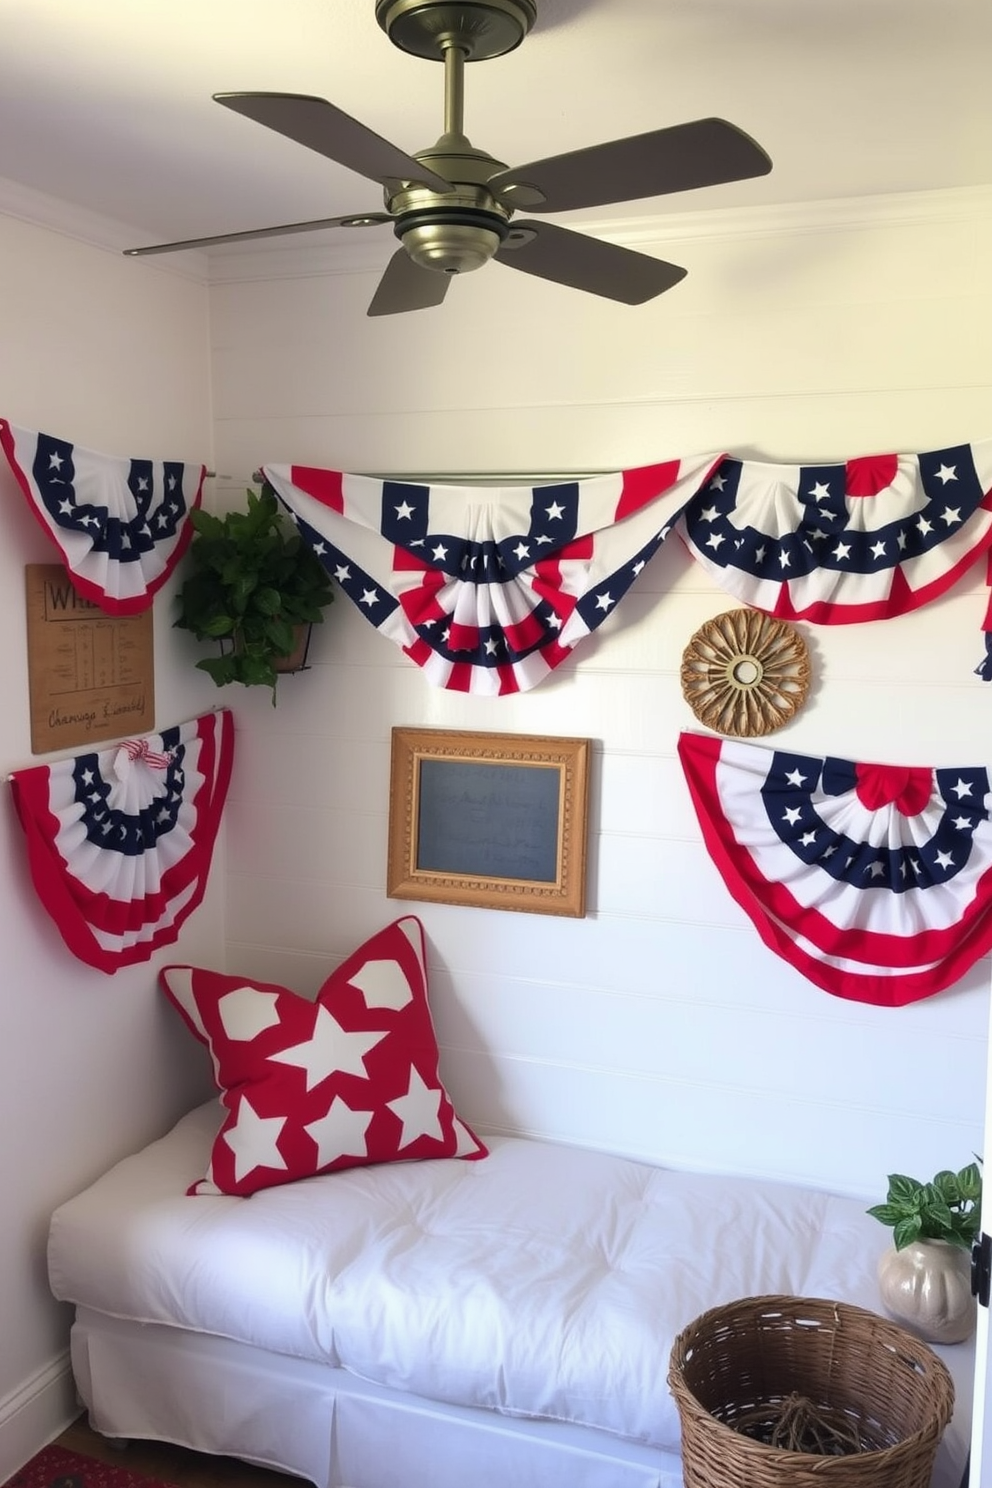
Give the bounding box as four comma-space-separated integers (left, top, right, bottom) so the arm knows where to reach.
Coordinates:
416, 758, 560, 883
386, 732, 588, 916
387, 727, 591, 917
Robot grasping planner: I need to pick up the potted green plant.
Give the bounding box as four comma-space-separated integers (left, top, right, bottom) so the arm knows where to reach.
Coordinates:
867, 1164, 982, 1251
174, 483, 335, 704
868, 1163, 981, 1344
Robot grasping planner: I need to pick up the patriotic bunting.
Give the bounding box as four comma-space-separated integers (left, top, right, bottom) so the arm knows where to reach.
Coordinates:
261, 457, 723, 695
0, 420, 204, 614
677, 439, 992, 672
678, 729, 992, 1006
8, 709, 234, 974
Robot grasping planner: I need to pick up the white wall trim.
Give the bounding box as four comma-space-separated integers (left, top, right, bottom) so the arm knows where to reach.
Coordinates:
0, 173, 209, 281
4, 168, 987, 288
0, 1351, 79, 1484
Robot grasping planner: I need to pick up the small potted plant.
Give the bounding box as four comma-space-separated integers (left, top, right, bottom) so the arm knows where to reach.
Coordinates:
174, 483, 335, 704
868, 1162, 981, 1344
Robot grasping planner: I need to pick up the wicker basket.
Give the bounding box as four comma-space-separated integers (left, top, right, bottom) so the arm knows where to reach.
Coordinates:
668, 1295, 954, 1488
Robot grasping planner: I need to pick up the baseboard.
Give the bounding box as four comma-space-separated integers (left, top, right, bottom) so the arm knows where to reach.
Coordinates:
0, 1351, 78, 1484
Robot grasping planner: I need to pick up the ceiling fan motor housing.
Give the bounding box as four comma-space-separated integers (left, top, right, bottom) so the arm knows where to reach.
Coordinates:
388, 169, 512, 274
396, 205, 510, 273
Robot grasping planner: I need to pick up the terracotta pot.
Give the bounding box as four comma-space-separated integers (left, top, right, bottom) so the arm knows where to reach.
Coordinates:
877, 1237, 976, 1344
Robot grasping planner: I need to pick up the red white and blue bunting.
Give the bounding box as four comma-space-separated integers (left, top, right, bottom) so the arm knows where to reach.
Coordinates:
678, 729, 992, 1006
0, 420, 204, 614
261, 457, 723, 695
8, 709, 234, 974
678, 439, 992, 673
262, 438, 992, 694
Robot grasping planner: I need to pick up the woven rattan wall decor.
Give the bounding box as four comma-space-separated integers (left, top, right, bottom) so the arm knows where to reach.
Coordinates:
681, 608, 811, 737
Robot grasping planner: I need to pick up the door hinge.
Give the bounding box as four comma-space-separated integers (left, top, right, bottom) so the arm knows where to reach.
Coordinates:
971, 1231, 991, 1307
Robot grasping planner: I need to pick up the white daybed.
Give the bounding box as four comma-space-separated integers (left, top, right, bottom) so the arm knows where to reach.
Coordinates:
48, 1100, 973, 1488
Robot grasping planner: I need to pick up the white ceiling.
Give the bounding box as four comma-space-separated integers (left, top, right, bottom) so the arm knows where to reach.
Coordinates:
1, 0, 990, 254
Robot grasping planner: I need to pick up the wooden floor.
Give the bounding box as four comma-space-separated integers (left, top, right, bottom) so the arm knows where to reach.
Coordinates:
57, 1416, 310, 1488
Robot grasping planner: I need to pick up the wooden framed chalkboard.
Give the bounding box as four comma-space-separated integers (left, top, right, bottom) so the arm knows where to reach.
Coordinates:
387, 728, 590, 917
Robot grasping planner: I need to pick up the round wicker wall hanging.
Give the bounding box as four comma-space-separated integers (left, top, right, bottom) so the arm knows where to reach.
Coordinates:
680, 607, 811, 737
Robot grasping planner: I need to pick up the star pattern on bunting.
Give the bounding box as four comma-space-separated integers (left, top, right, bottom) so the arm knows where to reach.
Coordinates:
677, 731, 992, 1007
160, 916, 487, 1197
678, 439, 992, 635
261, 455, 722, 695
0, 419, 204, 614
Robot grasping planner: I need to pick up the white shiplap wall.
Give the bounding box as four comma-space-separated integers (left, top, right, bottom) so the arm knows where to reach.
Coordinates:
0, 196, 222, 1477
204, 185, 992, 1201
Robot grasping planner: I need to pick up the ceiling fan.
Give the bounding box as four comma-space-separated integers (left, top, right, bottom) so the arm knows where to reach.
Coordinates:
125, 0, 773, 316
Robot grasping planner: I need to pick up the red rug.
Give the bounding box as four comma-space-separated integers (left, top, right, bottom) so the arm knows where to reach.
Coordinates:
5, 1446, 171, 1488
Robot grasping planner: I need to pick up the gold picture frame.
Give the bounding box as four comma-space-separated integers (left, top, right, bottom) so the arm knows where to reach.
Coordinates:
387, 727, 591, 917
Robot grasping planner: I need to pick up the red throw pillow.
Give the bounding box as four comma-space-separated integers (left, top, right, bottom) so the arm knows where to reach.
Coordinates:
160, 915, 487, 1196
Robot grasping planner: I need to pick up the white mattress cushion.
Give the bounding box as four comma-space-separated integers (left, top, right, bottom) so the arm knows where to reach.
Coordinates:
49, 1100, 925, 1455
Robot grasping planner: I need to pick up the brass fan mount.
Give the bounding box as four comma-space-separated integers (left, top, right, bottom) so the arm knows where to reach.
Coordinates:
375, 1, 537, 63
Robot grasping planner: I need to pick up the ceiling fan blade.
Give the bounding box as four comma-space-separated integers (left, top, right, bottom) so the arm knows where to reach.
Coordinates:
214, 92, 453, 194
367, 249, 452, 316
124, 212, 391, 257
495, 220, 685, 304
492, 118, 771, 214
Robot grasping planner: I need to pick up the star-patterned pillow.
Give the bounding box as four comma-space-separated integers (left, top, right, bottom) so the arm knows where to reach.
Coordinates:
159, 915, 487, 1196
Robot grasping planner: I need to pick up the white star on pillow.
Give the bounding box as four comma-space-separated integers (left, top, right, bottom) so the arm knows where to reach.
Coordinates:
222, 1096, 287, 1183
388, 1066, 445, 1148
270, 1006, 386, 1090
305, 1097, 375, 1166
160, 915, 488, 1197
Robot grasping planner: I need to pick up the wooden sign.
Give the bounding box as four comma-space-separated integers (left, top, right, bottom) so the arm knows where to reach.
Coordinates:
25, 564, 154, 754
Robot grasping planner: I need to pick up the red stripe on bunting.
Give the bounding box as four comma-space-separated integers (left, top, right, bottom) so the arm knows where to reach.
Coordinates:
288, 466, 346, 511
556, 532, 595, 561
503, 608, 548, 653
403, 636, 433, 670
446, 620, 479, 651
495, 661, 523, 695
770, 532, 992, 626
392, 544, 431, 573
615, 461, 683, 518
531, 557, 577, 616
398, 569, 447, 626
617, 456, 724, 518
